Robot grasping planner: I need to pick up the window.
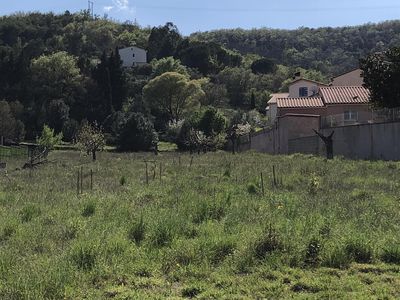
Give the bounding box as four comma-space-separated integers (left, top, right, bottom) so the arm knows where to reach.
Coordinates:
299, 87, 308, 97
344, 110, 358, 122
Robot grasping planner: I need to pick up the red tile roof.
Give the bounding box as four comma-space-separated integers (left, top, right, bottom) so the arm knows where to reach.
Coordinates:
320, 86, 370, 104
276, 97, 324, 108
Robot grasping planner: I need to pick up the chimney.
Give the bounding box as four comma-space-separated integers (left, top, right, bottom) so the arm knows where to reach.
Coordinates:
292, 71, 301, 80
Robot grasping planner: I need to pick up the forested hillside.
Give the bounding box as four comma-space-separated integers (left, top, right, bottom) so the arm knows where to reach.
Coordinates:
191, 21, 400, 75
0, 11, 399, 149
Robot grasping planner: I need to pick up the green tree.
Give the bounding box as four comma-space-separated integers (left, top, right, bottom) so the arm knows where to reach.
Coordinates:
150, 56, 189, 78
37, 125, 63, 150
0, 100, 25, 142
360, 47, 400, 108
143, 72, 204, 122
147, 22, 182, 61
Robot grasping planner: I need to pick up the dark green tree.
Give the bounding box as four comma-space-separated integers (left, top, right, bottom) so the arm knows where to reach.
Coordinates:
360, 47, 400, 108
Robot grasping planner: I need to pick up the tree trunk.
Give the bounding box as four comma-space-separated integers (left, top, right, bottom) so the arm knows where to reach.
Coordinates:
314, 130, 334, 159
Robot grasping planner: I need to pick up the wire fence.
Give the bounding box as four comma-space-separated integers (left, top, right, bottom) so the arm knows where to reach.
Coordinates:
0, 145, 29, 161
321, 107, 400, 128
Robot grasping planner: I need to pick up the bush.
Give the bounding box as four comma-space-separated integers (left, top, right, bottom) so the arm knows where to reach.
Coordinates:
128, 217, 146, 245
324, 246, 352, 269
20, 205, 41, 223
37, 125, 63, 150
304, 238, 322, 267
70, 242, 97, 270
81, 202, 95, 217
117, 112, 158, 151
381, 245, 400, 265
150, 221, 174, 248
198, 107, 226, 136
345, 240, 373, 263
253, 228, 284, 259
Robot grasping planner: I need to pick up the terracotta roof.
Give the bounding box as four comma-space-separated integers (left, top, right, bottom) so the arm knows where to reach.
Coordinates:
276, 97, 324, 108
320, 86, 370, 104
268, 93, 289, 104
332, 68, 361, 79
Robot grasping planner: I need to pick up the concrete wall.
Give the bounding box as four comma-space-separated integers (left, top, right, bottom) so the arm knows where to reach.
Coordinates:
320, 122, 400, 160
332, 69, 364, 86
119, 46, 147, 67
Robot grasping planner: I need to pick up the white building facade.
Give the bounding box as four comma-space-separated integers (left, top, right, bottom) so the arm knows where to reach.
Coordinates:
118, 46, 147, 68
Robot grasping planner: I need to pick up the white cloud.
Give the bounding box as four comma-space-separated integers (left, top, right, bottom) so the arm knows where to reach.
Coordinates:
103, 6, 114, 12
113, 0, 129, 10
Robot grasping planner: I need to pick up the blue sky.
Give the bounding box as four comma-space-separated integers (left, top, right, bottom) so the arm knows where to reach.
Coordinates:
1, 0, 400, 35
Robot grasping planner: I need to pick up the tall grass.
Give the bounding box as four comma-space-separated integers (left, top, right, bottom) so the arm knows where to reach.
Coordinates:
0, 150, 400, 298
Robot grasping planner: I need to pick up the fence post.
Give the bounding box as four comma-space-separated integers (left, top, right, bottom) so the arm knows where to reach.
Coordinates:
145, 161, 149, 185
90, 169, 93, 190
77, 170, 80, 195
260, 172, 265, 195
273, 165, 277, 187
80, 166, 83, 193
160, 162, 162, 182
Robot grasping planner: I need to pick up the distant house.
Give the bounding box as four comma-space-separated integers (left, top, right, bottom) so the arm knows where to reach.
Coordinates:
331, 68, 364, 86
118, 46, 147, 68
267, 71, 371, 127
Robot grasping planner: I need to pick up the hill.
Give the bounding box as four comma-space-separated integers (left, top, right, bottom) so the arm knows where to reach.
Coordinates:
191, 21, 400, 75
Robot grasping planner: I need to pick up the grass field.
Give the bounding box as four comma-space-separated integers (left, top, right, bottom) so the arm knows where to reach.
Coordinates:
1, 150, 400, 299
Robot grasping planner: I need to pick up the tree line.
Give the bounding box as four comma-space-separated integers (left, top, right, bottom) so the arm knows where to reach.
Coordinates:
0, 11, 398, 152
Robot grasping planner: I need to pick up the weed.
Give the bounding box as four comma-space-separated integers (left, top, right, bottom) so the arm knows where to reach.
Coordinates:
304, 238, 322, 267
324, 246, 352, 269
128, 216, 146, 245
119, 176, 126, 186
345, 240, 373, 263
247, 183, 258, 195
70, 242, 97, 271
381, 245, 400, 265
81, 202, 95, 217
182, 286, 202, 298
0, 224, 16, 242
19, 205, 41, 223
150, 221, 174, 247
253, 227, 284, 259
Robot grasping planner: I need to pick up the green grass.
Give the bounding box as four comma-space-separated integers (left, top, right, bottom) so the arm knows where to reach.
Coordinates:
1, 150, 400, 299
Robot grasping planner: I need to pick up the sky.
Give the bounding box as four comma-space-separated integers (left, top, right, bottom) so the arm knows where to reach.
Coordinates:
1, 0, 400, 35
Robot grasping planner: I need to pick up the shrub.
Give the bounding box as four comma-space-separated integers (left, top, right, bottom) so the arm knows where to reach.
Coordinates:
117, 112, 158, 151
150, 221, 174, 247
62, 119, 79, 142
119, 176, 127, 186
20, 205, 41, 223
0, 224, 16, 242
128, 217, 146, 245
208, 239, 236, 265
247, 183, 258, 195
304, 238, 322, 267
81, 202, 95, 217
253, 227, 284, 259
381, 245, 400, 265
198, 107, 226, 137
70, 242, 97, 270
345, 240, 373, 263
37, 124, 63, 150
324, 246, 352, 269
182, 286, 202, 298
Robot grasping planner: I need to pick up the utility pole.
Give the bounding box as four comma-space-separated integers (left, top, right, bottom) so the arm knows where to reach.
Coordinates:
88, 1, 94, 18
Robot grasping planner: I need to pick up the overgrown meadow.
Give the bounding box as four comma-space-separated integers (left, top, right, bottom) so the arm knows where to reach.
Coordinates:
1, 150, 400, 299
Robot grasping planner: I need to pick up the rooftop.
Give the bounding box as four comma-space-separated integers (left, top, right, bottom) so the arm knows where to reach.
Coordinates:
276, 97, 324, 108
320, 86, 370, 104
268, 93, 289, 104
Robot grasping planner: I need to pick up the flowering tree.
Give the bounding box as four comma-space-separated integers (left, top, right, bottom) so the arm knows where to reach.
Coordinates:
76, 122, 105, 161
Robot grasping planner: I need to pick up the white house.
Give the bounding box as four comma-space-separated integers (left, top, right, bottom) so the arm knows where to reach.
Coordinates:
118, 46, 147, 68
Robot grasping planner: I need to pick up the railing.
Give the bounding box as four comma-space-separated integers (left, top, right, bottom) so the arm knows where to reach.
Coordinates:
321, 107, 400, 128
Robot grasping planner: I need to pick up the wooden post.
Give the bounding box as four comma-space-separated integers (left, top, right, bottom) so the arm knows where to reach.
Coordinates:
159, 163, 162, 182
77, 170, 80, 195
261, 172, 265, 195
273, 165, 277, 187
145, 161, 149, 185
90, 169, 93, 190
153, 163, 156, 180
80, 166, 83, 193
178, 156, 181, 166
190, 156, 194, 169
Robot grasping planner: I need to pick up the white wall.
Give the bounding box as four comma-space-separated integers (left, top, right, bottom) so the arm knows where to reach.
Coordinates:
118, 46, 147, 68
289, 80, 320, 97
